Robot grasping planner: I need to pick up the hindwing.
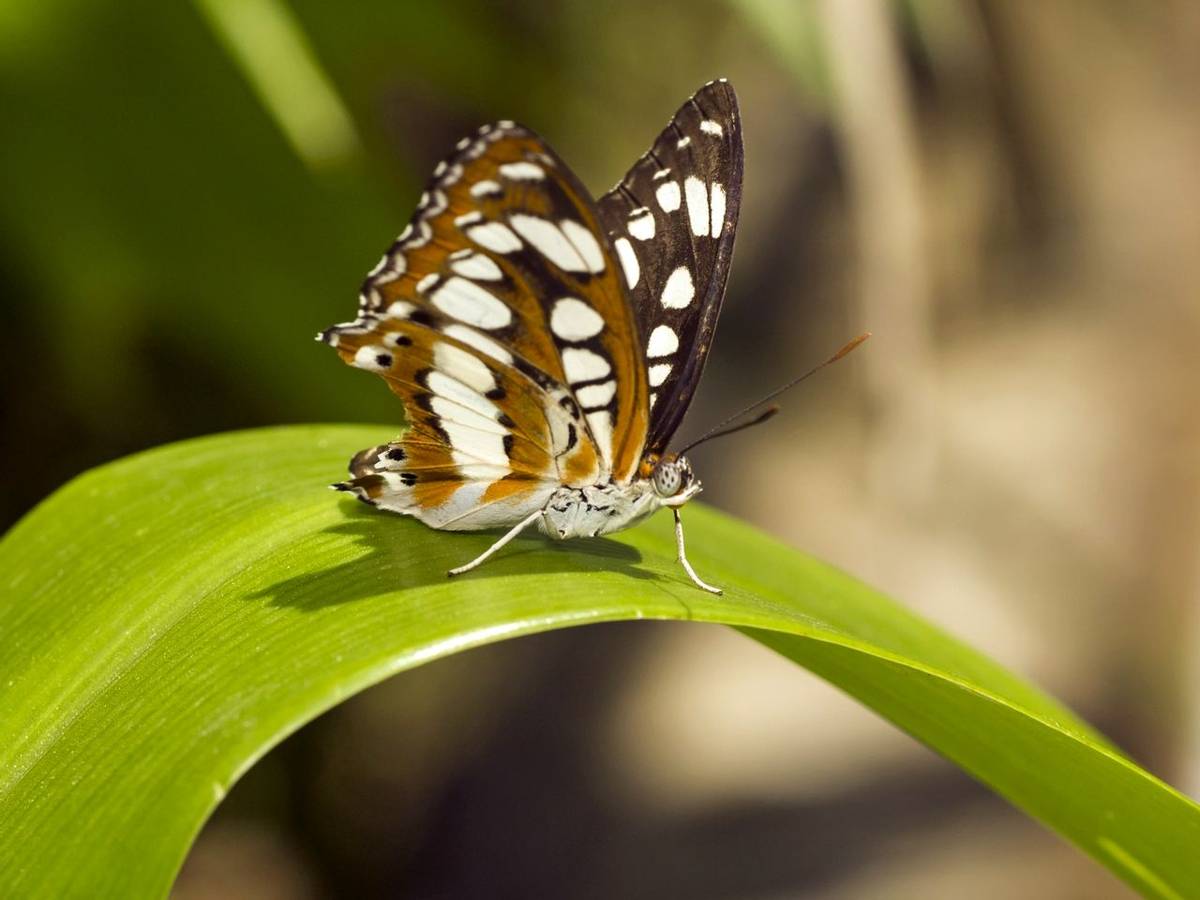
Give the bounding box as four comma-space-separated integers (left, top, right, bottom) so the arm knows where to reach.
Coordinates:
323, 318, 577, 528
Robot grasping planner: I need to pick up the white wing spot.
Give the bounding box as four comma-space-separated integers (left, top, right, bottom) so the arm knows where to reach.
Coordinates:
470, 179, 503, 198
628, 211, 656, 241
562, 347, 611, 383
660, 266, 695, 308
430, 394, 507, 435
354, 345, 392, 372
434, 342, 495, 393
386, 300, 415, 319
653, 168, 672, 181
685, 176, 710, 237
466, 222, 523, 253
676, 136, 691, 149
425, 190, 447, 215
585, 411, 614, 463
439, 421, 509, 466
443, 323, 513, 364
648, 363, 672, 387
656, 181, 681, 213
649, 392, 658, 408
428, 370, 502, 423
576, 380, 616, 409
700, 119, 724, 137
559, 219, 606, 274
378, 253, 406, 279
509, 214, 588, 272
454, 211, 484, 227
451, 253, 504, 281
550, 297, 605, 342
379, 471, 410, 490
402, 221, 432, 247
498, 161, 545, 180
710, 182, 726, 238
417, 273, 439, 293
431, 277, 512, 329
613, 237, 639, 289
647, 324, 679, 358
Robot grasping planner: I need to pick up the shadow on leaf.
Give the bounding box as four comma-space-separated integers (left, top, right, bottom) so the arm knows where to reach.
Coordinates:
253, 499, 654, 611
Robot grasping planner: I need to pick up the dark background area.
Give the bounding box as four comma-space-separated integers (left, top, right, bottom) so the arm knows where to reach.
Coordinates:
4, 2, 1199, 897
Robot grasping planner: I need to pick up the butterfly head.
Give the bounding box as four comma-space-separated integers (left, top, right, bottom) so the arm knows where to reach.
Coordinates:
644, 453, 701, 507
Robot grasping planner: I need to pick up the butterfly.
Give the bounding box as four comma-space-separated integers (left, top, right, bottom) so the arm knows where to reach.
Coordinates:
319, 79, 743, 593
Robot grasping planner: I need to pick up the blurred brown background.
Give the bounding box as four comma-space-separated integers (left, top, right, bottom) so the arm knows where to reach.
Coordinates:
4, 1, 1198, 897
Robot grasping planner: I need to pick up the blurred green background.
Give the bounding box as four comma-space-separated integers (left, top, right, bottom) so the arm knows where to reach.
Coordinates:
4, 1, 1199, 897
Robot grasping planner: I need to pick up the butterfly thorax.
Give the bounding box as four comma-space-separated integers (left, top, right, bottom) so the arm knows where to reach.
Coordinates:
541, 455, 699, 540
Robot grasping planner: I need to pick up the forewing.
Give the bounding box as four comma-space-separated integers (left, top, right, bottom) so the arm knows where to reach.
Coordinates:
597, 79, 743, 455
343, 121, 649, 482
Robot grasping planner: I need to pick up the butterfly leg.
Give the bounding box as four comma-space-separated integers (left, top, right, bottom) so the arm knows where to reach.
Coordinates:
447, 510, 544, 578
673, 509, 722, 595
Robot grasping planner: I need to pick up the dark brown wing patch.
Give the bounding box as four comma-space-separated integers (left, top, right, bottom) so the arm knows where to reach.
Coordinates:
597, 80, 743, 455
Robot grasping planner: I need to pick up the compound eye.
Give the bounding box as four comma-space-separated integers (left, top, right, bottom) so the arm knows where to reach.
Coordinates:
653, 463, 682, 497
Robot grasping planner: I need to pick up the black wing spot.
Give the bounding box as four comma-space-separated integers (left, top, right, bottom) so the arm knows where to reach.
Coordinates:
513, 357, 558, 390
393, 334, 412, 347
485, 386, 505, 401
409, 309, 435, 327
375, 352, 393, 368
399, 472, 418, 486
565, 423, 577, 451
558, 395, 581, 419
503, 434, 515, 457
386, 447, 406, 461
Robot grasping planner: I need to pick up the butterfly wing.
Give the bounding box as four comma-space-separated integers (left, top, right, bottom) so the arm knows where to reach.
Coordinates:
324, 321, 565, 529
321, 121, 651, 527
597, 79, 743, 455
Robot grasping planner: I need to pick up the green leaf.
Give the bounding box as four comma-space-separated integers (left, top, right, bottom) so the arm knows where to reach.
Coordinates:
1, 425, 1197, 898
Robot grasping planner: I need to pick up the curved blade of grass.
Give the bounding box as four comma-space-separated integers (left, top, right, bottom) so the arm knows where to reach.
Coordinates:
0, 425, 1196, 898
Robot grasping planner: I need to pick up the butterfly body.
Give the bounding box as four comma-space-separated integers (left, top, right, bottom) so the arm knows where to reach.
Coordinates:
321, 80, 742, 592
542, 482, 661, 540
542, 456, 699, 540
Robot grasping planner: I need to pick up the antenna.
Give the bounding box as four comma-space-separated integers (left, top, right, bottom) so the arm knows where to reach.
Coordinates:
676, 332, 870, 455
